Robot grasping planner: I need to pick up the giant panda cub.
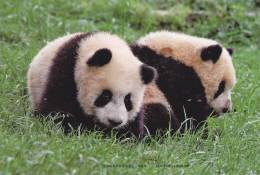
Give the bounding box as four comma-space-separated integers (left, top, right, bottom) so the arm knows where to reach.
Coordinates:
27, 32, 156, 135
132, 31, 236, 135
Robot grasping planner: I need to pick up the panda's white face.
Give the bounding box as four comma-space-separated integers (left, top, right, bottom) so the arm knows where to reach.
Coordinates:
87, 61, 156, 128
206, 48, 236, 115
209, 78, 235, 115
76, 52, 154, 128
210, 89, 232, 114
93, 87, 145, 128
75, 33, 156, 128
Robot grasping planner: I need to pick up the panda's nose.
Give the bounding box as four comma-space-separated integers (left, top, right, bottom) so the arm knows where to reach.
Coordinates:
225, 99, 231, 109
108, 119, 122, 127
222, 99, 232, 113
222, 108, 229, 113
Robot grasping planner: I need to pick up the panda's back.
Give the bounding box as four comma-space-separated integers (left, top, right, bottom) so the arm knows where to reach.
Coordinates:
27, 33, 90, 114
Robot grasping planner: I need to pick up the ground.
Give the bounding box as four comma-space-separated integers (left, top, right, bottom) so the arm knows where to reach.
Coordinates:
0, 0, 260, 174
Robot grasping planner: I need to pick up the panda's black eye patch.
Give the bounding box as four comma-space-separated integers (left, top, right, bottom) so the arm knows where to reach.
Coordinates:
214, 81, 225, 99
94, 90, 112, 107
124, 93, 133, 111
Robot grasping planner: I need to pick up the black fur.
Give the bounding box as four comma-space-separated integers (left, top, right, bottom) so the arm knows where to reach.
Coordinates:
38, 33, 94, 131
140, 65, 156, 84
142, 103, 179, 136
94, 89, 112, 107
124, 93, 133, 111
87, 48, 112, 67
214, 80, 225, 99
201, 44, 222, 63
131, 45, 214, 132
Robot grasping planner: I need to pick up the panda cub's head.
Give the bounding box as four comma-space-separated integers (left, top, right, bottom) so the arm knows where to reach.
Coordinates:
137, 31, 236, 116
75, 33, 156, 128
200, 45, 236, 115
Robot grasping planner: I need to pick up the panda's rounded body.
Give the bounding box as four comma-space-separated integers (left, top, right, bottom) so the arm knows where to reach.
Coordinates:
27, 32, 156, 135
132, 31, 236, 134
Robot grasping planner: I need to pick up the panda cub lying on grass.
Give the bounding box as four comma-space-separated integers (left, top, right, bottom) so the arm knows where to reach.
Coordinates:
27, 32, 156, 136
132, 31, 236, 135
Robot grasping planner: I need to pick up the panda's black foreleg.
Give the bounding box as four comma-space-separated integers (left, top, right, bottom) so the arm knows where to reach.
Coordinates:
142, 103, 180, 136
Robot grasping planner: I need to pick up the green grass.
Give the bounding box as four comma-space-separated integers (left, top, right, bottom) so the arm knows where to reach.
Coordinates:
0, 0, 260, 174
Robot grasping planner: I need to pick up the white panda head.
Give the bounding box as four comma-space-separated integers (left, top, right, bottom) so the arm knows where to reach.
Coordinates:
200, 45, 236, 115
75, 33, 156, 128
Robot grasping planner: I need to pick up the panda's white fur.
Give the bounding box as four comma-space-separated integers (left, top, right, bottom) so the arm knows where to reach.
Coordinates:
137, 31, 236, 114
27, 32, 156, 130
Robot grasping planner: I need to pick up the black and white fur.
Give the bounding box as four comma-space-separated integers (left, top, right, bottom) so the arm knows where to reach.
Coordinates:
27, 32, 156, 135
131, 31, 236, 134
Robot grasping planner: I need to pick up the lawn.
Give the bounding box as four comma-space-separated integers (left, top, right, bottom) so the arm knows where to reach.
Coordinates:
0, 0, 259, 174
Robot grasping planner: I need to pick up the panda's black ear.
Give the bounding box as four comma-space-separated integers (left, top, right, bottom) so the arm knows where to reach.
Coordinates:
201, 44, 222, 63
227, 48, 234, 56
140, 65, 157, 84
87, 48, 112, 67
